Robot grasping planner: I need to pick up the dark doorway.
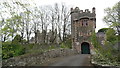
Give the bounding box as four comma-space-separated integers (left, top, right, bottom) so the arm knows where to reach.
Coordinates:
81, 42, 90, 54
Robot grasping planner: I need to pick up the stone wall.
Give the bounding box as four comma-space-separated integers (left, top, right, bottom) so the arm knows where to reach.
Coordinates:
2, 48, 78, 66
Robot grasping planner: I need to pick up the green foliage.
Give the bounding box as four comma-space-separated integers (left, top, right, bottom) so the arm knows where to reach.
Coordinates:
60, 43, 68, 48
93, 47, 119, 66
91, 2, 120, 66
2, 42, 25, 59
21, 39, 27, 43
12, 34, 27, 44
91, 28, 119, 66
105, 28, 117, 44
22, 43, 35, 53
25, 43, 35, 50
103, 28, 119, 65
116, 35, 120, 41
1, 14, 23, 42
60, 39, 72, 49
98, 28, 109, 33
28, 43, 34, 49
102, 2, 120, 65
48, 45, 55, 50
91, 32, 100, 48
103, 2, 120, 35
12, 35, 21, 43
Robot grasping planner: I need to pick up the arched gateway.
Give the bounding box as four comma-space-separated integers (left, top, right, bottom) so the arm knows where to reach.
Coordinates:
70, 7, 96, 54
81, 42, 90, 54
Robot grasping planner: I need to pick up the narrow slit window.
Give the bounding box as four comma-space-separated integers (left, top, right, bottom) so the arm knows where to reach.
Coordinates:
86, 22, 88, 26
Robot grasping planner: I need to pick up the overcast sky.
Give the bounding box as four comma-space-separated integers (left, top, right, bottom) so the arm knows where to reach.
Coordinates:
33, 0, 119, 32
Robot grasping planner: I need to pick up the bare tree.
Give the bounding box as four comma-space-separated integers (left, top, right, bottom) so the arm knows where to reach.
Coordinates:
61, 4, 70, 42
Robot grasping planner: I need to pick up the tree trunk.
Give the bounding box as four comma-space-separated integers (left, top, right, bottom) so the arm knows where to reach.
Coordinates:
3, 36, 6, 42
63, 18, 66, 42
26, 32, 29, 44
35, 31, 37, 43
20, 32, 24, 43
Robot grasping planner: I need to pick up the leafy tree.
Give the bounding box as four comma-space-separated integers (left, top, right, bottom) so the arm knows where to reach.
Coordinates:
103, 1, 120, 35
91, 32, 101, 49
105, 28, 117, 44
92, 2, 120, 65
103, 2, 119, 63
98, 28, 109, 33
0, 1, 28, 42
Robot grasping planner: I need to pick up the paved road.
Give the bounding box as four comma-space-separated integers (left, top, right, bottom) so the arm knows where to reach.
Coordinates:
49, 54, 92, 66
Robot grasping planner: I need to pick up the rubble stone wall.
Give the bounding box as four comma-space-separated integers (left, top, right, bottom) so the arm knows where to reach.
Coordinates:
2, 48, 78, 66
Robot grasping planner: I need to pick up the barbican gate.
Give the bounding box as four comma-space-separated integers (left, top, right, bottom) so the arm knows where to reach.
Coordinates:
70, 7, 96, 54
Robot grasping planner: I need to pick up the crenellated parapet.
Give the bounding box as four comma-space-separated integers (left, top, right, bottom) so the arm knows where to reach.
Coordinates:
71, 7, 96, 21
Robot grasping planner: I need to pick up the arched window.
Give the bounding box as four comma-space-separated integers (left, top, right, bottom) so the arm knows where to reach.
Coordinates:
85, 20, 88, 26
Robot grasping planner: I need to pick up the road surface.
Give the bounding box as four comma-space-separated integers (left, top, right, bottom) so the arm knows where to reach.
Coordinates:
49, 54, 92, 66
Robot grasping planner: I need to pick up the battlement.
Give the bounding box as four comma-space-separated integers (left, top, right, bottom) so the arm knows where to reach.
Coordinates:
71, 7, 95, 13
71, 7, 96, 20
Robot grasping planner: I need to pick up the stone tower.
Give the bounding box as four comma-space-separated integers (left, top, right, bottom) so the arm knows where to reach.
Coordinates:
70, 7, 96, 54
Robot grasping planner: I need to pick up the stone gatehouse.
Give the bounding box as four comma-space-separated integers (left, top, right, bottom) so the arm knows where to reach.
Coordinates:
70, 7, 96, 54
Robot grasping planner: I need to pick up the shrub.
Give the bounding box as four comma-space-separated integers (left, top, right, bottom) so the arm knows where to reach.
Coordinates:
48, 45, 55, 50
2, 42, 25, 59
60, 39, 72, 49
60, 43, 67, 48
12, 35, 21, 43
26, 43, 35, 49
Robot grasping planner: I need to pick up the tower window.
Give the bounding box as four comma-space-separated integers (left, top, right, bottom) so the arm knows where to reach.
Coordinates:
86, 22, 88, 26
82, 19, 88, 26
82, 23, 83, 26
85, 20, 88, 26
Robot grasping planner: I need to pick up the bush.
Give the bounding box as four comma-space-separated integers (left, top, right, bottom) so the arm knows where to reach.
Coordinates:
91, 30, 120, 66
106, 28, 117, 45
60, 39, 72, 49
2, 42, 25, 59
12, 35, 21, 43
26, 43, 35, 49
48, 45, 55, 50
60, 43, 67, 48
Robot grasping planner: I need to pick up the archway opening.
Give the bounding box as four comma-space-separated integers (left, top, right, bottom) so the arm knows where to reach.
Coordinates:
81, 42, 90, 54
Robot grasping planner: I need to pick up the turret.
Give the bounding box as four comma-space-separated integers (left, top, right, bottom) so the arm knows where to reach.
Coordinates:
92, 7, 95, 13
